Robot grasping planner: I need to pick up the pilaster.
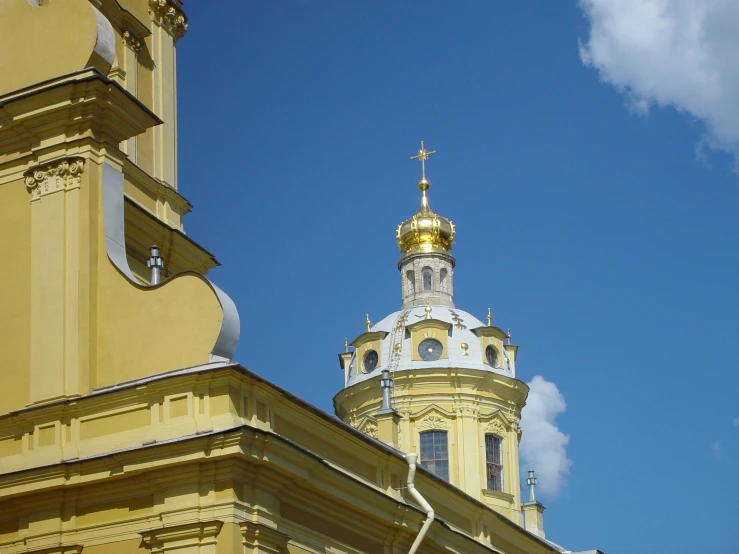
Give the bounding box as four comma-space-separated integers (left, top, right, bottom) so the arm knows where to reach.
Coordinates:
26, 158, 87, 403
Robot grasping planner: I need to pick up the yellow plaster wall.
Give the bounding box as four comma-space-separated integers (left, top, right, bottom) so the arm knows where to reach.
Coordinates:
84, 538, 143, 554
0, 177, 31, 413
0, 0, 107, 96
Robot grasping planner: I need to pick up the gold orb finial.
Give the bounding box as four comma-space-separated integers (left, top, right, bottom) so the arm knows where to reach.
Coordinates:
365, 314, 371, 332
424, 302, 433, 320
486, 308, 493, 327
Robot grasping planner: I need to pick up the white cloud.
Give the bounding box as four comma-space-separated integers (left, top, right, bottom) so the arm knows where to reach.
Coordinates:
578, 0, 739, 167
519, 376, 572, 497
711, 440, 722, 459
733, 417, 739, 427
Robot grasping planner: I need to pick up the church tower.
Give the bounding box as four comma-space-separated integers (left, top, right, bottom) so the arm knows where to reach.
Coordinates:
334, 143, 528, 523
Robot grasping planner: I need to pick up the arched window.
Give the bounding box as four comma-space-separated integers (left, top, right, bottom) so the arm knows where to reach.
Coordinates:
420, 430, 449, 481
422, 267, 433, 291
406, 271, 415, 295
485, 345, 498, 368
440, 268, 448, 293
485, 434, 503, 491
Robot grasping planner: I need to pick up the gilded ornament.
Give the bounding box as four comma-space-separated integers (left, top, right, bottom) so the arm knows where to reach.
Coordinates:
460, 342, 469, 356
486, 308, 492, 327
25, 158, 85, 201
396, 141, 455, 255
365, 313, 371, 332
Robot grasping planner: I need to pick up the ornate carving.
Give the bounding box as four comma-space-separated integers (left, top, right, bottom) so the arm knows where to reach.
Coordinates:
25, 158, 84, 201
483, 418, 507, 437
122, 30, 143, 54
416, 411, 451, 431
149, 0, 188, 41
360, 419, 378, 439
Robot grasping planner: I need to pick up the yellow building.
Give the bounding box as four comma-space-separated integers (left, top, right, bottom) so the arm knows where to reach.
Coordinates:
0, 2, 601, 554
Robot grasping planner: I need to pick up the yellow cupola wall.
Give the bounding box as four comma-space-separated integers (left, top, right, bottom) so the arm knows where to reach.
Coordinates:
334, 142, 528, 524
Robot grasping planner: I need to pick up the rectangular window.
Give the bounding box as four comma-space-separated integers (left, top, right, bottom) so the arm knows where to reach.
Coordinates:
419, 430, 449, 481
485, 434, 503, 492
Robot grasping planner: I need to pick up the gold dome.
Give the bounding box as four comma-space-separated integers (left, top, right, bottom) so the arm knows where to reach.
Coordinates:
396, 178, 455, 255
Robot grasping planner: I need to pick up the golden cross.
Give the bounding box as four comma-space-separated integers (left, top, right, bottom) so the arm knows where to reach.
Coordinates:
410, 140, 436, 180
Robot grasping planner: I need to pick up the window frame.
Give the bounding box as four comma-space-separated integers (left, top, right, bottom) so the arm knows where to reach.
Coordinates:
484, 434, 504, 492
419, 430, 449, 481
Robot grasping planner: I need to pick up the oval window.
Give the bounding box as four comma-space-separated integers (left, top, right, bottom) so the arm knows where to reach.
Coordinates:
363, 350, 379, 373
485, 345, 498, 367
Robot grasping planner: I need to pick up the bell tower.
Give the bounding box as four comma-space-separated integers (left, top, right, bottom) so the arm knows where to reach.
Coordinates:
334, 143, 527, 525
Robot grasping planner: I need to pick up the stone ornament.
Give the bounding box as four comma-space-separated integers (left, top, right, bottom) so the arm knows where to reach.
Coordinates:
122, 30, 143, 54
148, 0, 188, 42
360, 419, 378, 439
483, 418, 507, 437
416, 411, 451, 431
25, 158, 85, 201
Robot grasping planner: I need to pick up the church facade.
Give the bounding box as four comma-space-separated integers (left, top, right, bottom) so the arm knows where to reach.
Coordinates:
0, 2, 600, 554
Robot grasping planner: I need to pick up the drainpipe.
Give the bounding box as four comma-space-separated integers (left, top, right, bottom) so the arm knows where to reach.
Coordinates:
404, 453, 434, 554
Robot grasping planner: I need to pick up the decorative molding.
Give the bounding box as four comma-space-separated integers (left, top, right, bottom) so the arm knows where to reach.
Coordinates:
140, 520, 223, 553
483, 418, 507, 437
148, 0, 188, 42
24, 547, 83, 554
360, 419, 378, 439
416, 411, 451, 431
241, 522, 289, 554
25, 158, 84, 201
122, 30, 143, 54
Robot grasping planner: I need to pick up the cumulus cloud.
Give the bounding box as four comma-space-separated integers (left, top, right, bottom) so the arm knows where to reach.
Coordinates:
578, 0, 739, 167
519, 376, 572, 497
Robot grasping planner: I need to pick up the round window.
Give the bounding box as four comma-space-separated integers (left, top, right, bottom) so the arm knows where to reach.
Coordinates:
485, 345, 498, 367
362, 350, 379, 373
418, 338, 443, 361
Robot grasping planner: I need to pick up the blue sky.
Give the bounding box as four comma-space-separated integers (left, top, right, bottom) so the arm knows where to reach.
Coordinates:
175, 3, 739, 553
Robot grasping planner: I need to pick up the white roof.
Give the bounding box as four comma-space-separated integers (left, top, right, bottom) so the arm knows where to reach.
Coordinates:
345, 305, 513, 387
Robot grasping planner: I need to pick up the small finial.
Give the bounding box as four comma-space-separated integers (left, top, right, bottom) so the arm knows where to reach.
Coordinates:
424, 302, 432, 320
486, 308, 492, 327
507, 328, 512, 345
460, 342, 469, 356
146, 245, 164, 285
344, 338, 349, 352
365, 314, 371, 332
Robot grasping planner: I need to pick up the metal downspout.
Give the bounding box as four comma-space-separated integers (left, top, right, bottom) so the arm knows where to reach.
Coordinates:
404, 453, 434, 554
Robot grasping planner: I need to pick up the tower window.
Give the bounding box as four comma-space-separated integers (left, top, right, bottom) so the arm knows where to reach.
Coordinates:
406, 271, 415, 295
485, 345, 498, 367
440, 268, 448, 293
422, 267, 433, 291
419, 430, 449, 481
485, 434, 503, 492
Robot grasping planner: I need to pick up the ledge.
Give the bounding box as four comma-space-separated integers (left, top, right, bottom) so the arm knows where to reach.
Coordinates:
481, 489, 515, 503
